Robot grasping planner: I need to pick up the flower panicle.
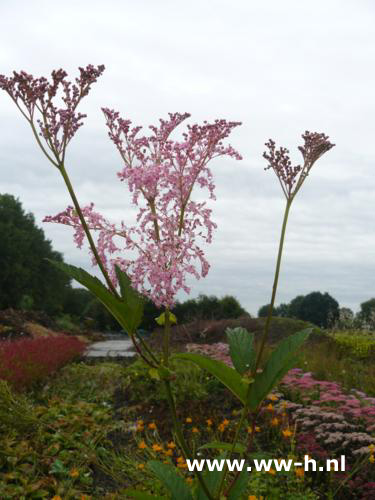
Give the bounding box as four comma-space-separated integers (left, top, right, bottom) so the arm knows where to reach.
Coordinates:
0, 64, 105, 163
263, 131, 335, 199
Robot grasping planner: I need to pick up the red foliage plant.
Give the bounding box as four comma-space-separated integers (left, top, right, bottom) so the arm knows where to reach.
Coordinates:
0, 335, 85, 389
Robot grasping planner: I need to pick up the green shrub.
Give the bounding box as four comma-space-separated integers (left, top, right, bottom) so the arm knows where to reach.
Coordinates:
331, 331, 375, 360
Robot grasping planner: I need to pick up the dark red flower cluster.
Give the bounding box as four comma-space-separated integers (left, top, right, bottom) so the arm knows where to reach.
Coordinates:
0, 336, 85, 389
0, 64, 105, 164
263, 131, 335, 199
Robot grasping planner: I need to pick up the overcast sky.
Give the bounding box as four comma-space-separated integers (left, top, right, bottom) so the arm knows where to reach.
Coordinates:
1, 0, 374, 315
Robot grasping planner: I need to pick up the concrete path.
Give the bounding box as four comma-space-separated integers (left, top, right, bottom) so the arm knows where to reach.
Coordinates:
85, 339, 135, 358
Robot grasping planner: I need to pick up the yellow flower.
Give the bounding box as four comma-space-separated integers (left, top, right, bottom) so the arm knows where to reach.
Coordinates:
222, 418, 230, 426
70, 468, 79, 478
137, 420, 144, 426
192, 427, 199, 434
267, 468, 276, 475
282, 429, 293, 438
255, 426, 261, 433
206, 419, 213, 426
52, 497, 62, 500
218, 423, 226, 432
269, 394, 279, 401
186, 417, 192, 423
137, 463, 145, 469
271, 417, 279, 427
164, 449, 173, 456
152, 444, 163, 452
186, 477, 193, 484
136, 425, 144, 432
177, 456, 187, 468
248, 496, 257, 500
266, 403, 273, 411
138, 440, 147, 449
167, 441, 176, 449
369, 455, 375, 464
247, 426, 253, 434
148, 422, 157, 430
295, 467, 304, 478
369, 444, 375, 453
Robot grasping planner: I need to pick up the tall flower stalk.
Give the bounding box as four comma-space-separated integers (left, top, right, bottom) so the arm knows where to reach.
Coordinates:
256, 131, 335, 370
220, 132, 335, 496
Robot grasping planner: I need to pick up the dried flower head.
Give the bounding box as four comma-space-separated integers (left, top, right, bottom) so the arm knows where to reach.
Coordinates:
263, 131, 334, 199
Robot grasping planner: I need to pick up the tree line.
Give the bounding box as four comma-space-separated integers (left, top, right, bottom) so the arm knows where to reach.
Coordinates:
2, 193, 375, 332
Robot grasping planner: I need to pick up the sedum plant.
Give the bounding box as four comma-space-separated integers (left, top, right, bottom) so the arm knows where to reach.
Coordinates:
0, 65, 334, 499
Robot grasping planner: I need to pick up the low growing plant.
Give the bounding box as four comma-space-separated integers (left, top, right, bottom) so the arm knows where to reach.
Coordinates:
0, 335, 85, 389
0, 65, 334, 498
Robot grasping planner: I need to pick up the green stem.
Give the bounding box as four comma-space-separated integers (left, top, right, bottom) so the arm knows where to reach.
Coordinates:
59, 164, 120, 299
134, 331, 160, 366
254, 198, 292, 373
163, 380, 214, 500
224, 415, 257, 498
163, 308, 171, 366
216, 395, 250, 497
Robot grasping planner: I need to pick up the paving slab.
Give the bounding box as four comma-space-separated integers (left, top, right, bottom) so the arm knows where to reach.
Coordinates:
85, 339, 135, 358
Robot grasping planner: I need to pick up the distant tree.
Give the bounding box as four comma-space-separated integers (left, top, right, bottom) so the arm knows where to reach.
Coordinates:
63, 287, 93, 319
219, 295, 247, 319
258, 304, 271, 317
258, 302, 289, 318
0, 194, 71, 314
141, 294, 248, 330
358, 298, 375, 325
288, 295, 305, 319
339, 307, 354, 322
290, 291, 339, 328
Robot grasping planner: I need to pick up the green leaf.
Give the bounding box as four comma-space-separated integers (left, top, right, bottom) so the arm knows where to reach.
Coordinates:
226, 327, 255, 375
199, 442, 245, 453
124, 490, 167, 500
115, 265, 145, 332
148, 461, 193, 500
155, 312, 177, 326
47, 260, 143, 334
197, 453, 227, 500
173, 353, 248, 404
228, 469, 249, 500
248, 328, 311, 410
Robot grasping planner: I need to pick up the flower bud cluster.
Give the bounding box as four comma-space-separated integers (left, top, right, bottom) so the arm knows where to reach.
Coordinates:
263, 131, 334, 199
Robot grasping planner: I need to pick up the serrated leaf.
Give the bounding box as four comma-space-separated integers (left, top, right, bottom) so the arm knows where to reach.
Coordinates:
148, 461, 193, 500
173, 353, 247, 404
47, 260, 143, 334
226, 327, 255, 375
248, 328, 311, 410
199, 441, 245, 453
